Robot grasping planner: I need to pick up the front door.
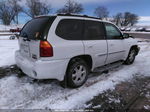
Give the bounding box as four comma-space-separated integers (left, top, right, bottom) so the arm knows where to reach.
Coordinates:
104, 22, 125, 64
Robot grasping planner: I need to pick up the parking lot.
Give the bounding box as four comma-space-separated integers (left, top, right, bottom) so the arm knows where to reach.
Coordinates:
128, 32, 150, 39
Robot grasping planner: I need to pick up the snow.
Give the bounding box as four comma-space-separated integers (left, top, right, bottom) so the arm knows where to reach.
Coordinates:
93, 105, 101, 109
0, 24, 23, 31
144, 105, 150, 110
108, 98, 120, 103
0, 38, 150, 109
0, 40, 18, 67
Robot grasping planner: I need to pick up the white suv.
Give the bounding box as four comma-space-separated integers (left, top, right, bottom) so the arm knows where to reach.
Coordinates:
15, 14, 140, 88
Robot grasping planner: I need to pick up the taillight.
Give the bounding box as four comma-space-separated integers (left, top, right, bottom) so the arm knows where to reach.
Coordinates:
40, 41, 53, 57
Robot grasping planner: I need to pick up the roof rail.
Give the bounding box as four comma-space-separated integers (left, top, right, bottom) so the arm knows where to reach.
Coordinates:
57, 13, 101, 20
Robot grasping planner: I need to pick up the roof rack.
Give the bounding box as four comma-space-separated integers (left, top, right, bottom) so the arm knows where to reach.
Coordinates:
57, 13, 101, 20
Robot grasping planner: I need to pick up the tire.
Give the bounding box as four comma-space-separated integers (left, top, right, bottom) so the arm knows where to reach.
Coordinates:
63, 58, 89, 88
124, 48, 137, 65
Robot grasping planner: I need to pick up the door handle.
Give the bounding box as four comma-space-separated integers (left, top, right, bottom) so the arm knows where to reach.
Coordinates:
88, 45, 93, 48
110, 44, 114, 46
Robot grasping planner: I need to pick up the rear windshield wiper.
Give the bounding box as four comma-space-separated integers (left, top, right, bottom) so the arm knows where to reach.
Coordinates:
21, 32, 28, 38
23, 38, 30, 41
22, 32, 30, 41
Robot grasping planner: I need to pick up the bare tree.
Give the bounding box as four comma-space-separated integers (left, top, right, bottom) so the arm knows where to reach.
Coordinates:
113, 12, 139, 27
94, 6, 109, 20
57, 0, 83, 14
113, 13, 123, 26
8, 0, 23, 24
130, 14, 139, 26
0, 1, 16, 25
24, 0, 52, 18
123, 12, 139, 26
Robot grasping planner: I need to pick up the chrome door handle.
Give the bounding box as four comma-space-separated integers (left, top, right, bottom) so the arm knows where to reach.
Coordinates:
88, 45, 93, 48
110, 44, 114, 46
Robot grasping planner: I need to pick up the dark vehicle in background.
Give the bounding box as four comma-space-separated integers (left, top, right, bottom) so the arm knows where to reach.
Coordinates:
9, 28, 21, 40
136, 27, 146, 32
120, 26, 149, 32
145, 28, 150, 32
9, 35, 16, 40
10, 28, 21, 33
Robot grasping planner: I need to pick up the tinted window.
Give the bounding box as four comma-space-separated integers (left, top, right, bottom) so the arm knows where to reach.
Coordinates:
20, 16, 56, 40
105, 23, 122, 39
84, 21, 105, 40
56, 19, 83, 40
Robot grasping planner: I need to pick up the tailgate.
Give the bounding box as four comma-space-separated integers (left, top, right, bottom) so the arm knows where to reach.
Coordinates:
19, 37, 40, 60
18, 16, 56, 60
19, 37, 30, 58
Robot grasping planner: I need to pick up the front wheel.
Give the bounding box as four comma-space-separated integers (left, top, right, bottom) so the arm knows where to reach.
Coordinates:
64, 58, 89, 88
124, 49, 137, 65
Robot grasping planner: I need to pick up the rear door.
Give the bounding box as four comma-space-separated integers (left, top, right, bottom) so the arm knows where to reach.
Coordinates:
104, 22, 125, 64
83, 20, 107, 68
55, 18, 85, 59
19, 16, 56, 60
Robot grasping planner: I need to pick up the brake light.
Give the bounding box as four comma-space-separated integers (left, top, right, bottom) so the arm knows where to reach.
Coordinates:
40, 41, 53, 57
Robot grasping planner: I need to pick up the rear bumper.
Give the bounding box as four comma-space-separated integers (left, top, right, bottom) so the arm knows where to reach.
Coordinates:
15, 50, 69, 81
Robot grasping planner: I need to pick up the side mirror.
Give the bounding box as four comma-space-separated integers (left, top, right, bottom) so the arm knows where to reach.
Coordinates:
123, 33, 130, 39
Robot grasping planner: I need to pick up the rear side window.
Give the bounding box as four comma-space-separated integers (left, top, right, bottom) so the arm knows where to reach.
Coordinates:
104, 23, 122, 39
20, 16, 56, 40
84, 20, 105, 40
56, 19, 83, 40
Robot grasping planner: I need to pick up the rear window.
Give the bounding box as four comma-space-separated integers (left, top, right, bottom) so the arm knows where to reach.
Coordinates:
20, 16, 56, 40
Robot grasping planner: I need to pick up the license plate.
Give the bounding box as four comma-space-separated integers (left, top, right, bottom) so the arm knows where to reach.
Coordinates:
20, 44, 29, 55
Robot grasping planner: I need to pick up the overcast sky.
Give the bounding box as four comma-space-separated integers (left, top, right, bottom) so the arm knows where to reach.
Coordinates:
12, 0, 150, 25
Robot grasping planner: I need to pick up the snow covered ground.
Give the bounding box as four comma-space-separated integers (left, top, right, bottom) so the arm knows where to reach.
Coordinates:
0, 24, 23, 31
0, 38, 149, 109
0, 39, 18, 67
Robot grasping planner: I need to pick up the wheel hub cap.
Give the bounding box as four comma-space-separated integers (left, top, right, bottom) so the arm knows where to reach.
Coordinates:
72, 65, 86, 85
129, 50, 135, 61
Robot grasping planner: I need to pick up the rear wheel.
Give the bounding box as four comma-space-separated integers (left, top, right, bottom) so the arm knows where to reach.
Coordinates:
124, 48, 137, 65
63, 58, 89, 88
